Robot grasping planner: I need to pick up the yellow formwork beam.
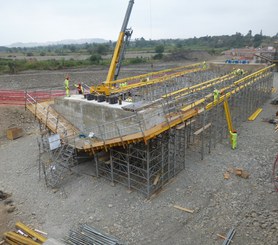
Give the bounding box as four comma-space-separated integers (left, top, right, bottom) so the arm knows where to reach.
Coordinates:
111, 68, 202, 94
108, 62, 203, 85
4, 232, 41, 245
248, 108, 262, 121
205, 64, 275, 111
15, 222, 47, 243
162, 73, 235, 99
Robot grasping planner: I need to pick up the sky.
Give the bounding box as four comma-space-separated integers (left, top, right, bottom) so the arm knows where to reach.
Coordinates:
1, 0, 277, 46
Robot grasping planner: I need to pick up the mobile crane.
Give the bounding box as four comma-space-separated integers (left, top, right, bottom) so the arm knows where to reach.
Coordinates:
90, 0, 134, 96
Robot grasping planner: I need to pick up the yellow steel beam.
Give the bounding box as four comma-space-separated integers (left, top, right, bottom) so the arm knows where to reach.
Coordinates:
248, 108, 262, 121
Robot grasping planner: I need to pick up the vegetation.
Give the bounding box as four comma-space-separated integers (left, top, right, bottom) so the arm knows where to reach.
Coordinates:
0, 30, 277, 74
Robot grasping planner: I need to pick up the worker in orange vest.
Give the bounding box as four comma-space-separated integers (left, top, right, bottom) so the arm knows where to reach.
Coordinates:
74, 83, 84, 94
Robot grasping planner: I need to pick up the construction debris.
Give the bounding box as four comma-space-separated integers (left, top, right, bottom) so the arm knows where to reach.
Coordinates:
3, 222, 47, 245
0, 190, 10, 200
173, 205, 194, 213
234, 168, 250, 179
224, 172, 230, 180
217, 234, 233, 242
224, 168, 250, 180
219, 228, 236, 245
65, 224, 122, 245
270, 97, 278, 105
6, 127, 23, 140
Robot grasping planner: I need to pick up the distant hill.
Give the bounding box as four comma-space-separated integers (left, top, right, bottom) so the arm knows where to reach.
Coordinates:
7, 38, 108, 48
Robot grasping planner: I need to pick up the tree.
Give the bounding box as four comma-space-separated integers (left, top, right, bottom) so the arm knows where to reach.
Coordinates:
153, 45, 164, 60
246, 30, 252, 38
95, 44, 109, 55
89, 54, 102, 64
155, 45, 164, 54
254, 34, 263, 48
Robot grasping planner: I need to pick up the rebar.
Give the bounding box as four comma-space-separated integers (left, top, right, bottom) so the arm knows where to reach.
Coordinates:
65, 224, 123, 245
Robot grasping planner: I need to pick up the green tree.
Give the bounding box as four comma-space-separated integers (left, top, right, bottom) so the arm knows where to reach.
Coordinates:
95, 44, 109, 55
8, 62, 16, 74
155, 45, 164, 54
253, 34, 263, 48
89, 54, 102, 64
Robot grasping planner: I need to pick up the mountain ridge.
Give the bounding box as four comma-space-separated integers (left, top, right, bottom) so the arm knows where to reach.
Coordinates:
6, 38, 108, 48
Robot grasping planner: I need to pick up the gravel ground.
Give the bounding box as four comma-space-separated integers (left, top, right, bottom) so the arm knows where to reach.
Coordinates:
0, 67, 277, 245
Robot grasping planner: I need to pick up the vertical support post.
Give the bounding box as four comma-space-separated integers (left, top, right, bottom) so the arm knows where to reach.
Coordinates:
200, 111, 206, 160
127, 144, 131, 190
110, 149, 114, 183
223, 99, 233, 133
146, 142, 150, 197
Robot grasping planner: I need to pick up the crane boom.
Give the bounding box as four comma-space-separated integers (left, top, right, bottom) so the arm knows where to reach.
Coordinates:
105, 0, 134, 85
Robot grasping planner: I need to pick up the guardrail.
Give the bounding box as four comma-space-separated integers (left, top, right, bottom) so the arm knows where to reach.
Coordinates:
25, 92, 69, 137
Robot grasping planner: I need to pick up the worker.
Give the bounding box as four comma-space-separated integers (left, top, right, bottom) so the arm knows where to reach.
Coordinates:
74, 83, 84, 95
230, 130, 238, 149
64, 76, 70, 97
213, 88, 220, 102
120, 82, 127, 88
202, 61, 207, 70
125, 97, 132, 102
118, 95, 122, 105
141, 77, 150, 82
236, 68, 241, 75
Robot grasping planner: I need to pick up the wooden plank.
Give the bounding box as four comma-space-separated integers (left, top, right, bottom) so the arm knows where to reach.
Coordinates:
173, 205, 194, 213
194, 123, 211, 135
153, 173, 161, 185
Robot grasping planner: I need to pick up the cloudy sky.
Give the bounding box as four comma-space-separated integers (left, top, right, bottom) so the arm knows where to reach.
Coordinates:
1, 0, 277, 46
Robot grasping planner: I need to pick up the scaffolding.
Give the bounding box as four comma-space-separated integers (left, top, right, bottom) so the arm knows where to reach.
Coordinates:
25, 93, 79, 188
93, 65, 274, 197
26, 64, 275, 197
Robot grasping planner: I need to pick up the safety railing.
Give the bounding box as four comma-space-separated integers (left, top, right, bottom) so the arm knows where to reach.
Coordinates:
25, 92, 69, 137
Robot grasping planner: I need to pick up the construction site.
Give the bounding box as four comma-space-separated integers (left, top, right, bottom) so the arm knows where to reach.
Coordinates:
0, 59, 278, 244
1, 1, 278, 245
23, 61, 275, 198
